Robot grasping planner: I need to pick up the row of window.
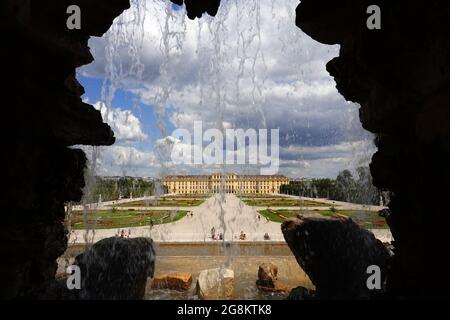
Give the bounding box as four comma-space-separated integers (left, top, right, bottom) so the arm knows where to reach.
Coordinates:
167, 182, 283, 185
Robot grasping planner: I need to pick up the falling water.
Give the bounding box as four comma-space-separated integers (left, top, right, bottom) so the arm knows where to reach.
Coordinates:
77, 0, 148, 247
71, 0, 378, 299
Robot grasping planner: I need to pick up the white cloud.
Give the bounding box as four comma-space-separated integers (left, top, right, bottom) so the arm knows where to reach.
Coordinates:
278, 140, 376, 178
81, 145, 159, 177
281, 140, 375, 161
79, 0, 375, 178
93, 101, 147, 143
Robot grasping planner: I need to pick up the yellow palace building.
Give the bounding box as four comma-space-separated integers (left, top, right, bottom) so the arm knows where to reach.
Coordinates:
161, 173, 289, 194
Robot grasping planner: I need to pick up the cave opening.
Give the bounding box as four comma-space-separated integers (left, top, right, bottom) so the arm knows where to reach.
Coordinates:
2, 0, 449, 301
69, 0, 386, 300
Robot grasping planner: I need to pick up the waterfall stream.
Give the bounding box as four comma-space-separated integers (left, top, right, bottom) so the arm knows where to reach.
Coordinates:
72, 0, 377, 299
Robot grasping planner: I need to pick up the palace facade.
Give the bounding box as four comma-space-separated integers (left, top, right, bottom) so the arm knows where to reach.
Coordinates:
161, 173, 289, 194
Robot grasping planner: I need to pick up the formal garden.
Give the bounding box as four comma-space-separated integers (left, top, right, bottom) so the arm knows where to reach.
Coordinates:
68, 209, 188, 229
242, 197, 330, 207
115, 197, 205, 207
257, 209, 387, 229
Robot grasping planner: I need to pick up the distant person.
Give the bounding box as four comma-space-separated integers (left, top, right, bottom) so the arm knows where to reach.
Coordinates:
211, 227, 216, 239
71, 231, 78, 244
264, 233, 270, 240
219, 233, 223, 240
120, 230, 125, 238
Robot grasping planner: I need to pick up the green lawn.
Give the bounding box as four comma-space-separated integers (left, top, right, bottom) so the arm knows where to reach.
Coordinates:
69, 210, 188, 229
243, 198, 329, 207
257, 209, 388, 229
258, 209, 286, 223
115, 198, 204, 207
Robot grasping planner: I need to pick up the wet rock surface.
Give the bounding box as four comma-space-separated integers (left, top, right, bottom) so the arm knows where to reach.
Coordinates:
72, 237, 155, 300
287, 286, 315, 300
151, 272, 192, 291
257, 263, 278, 285
282, 216, 390, 299
256, 263, 290, 293
196, 268, 234, 300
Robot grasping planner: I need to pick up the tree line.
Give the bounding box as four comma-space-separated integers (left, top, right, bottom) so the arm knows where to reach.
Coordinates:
280, 167, 385, 205
90, 177, 157, 202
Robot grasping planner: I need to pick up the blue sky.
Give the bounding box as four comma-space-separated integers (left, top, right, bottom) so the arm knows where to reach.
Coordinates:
79, 75, 176, 153
77, 0, 374, 178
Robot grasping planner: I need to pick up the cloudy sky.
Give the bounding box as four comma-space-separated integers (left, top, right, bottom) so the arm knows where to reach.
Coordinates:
77, 0, 374, 179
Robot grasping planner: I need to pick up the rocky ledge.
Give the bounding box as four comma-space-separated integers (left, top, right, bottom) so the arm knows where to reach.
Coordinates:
282, 215, 390, 299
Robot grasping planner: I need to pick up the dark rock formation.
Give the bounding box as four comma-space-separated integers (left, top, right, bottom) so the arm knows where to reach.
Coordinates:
287, 286, 315, 300
170, 0, 221, 20
282, 216, 390, 299
2, 0, 449, 301
72, 237, 155, 300
0, 0, 128, 299
295, 0, 450, 298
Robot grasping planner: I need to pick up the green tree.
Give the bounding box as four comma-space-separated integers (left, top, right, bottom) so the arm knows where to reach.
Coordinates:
354, 166, 380, 205
90, 177, 155, 202
335, 170, 356, 202
280, 166, 381, 205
